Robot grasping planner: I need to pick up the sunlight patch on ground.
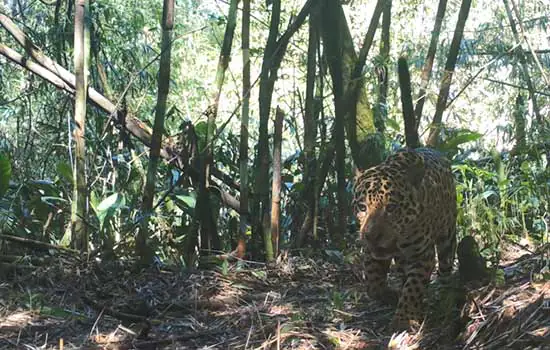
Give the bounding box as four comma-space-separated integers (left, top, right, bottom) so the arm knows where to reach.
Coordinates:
0, 310, 36, 328
322, 327, 382, 350
268, 303, 294, 315
387, 330, 423, 350
91, 324, 134, 346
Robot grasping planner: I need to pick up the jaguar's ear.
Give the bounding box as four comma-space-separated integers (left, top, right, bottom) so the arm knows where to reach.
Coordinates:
406, 157, 425, 186
353, 165, 363, 180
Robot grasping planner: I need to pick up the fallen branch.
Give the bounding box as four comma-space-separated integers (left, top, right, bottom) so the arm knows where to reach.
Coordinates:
0, 15, 242, 212
81, 294, 153, 325
482, 78, 550, 97
0, 262, 36, 273
461, 282, 550, 349
0, 254, 52, 265
0, 233, 79, 254
131, 329, 226, 349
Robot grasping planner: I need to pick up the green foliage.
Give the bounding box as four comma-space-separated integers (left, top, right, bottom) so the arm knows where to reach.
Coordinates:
454, 149, 549, 264
329, 290, 346, 310
195, 121, 209, 152
56, 161, 73, 183
0, 152, 11, 198
174, 193, 197, 210
40, 306, 86, 320
0, 0, 549, 269
437, 128, 483, 158
493, 268, 506, 286
91, 192, 126, 231
0, 178, 70, 240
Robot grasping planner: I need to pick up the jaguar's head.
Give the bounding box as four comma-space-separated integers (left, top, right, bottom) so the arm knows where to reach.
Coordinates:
353, 152, 426, 259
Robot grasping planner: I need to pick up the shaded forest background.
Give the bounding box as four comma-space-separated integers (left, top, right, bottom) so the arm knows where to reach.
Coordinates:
0, 0, 549, 272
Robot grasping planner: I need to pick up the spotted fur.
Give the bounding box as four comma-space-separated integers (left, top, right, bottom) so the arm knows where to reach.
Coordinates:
352, 148, 457, 330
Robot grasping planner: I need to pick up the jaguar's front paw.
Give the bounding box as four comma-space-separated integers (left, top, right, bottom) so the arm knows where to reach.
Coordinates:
390, 312, 422, 333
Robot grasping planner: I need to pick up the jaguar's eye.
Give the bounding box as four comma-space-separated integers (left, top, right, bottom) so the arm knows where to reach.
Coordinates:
386, 203, 398, 213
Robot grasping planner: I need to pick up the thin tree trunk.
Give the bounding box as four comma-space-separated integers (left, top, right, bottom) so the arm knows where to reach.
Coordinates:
512, 93, 526, 154
318, 0, 385, 247
53, 0, 65, 64
192, 0, 238, 264
295, 132, 335, 248
376, 0, 391, 134
255, 0, 281, 260
414, 0, 448, 127
301, 3, 319, 246
137, 0, 175, 265
270, 107, 284, 260
311, 66, 323, 243
426, 0, 472, 147
254, 0, 313, 260
335, 116, 347, 249
331, 1, 347, 250
71, 0, 89, 252
502, 0, 542, 123
296, 47, 324, 249
238, 0, 251, 259
398, 57, 420, 148
351, 0, 385, 93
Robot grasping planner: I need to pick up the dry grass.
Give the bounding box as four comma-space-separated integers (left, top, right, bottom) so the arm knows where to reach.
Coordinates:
0, 244, 547, 349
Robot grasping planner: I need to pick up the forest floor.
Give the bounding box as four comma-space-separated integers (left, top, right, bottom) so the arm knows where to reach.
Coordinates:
0, 241, 548, 350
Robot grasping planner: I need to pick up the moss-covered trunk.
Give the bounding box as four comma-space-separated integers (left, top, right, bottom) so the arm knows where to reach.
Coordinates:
320, 0, 386, 171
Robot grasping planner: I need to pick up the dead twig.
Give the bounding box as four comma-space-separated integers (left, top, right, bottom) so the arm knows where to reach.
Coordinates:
81, 295, 153, 325
0, 233, 79, 255
130, 329, 226, 349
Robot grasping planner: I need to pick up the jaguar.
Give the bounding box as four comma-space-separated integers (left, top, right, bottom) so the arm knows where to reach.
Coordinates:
352, 147, 457, 330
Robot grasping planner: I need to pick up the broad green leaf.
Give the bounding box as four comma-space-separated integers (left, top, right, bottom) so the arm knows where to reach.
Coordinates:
41, 196, 69, 205
90, 190, 99, 211
95, 193, 125, 230
386, 117, 400, 132
456, 191, 464, 205
520, 161, 531, 174
481, 190, 497, 199
251, 270, 267, 280
175, 194, 196, 208
56, 161, 73, 183
440, 130, 483, 150
40, 306, 82, 319
221, 259, 229, 275
195, 121, 208, 151
97, 193, 122, 212
494, 269, 505, 286
0, 152, 11, 198
290, 182, 304, 192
